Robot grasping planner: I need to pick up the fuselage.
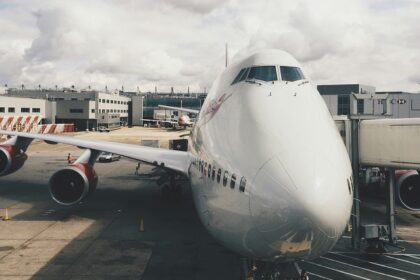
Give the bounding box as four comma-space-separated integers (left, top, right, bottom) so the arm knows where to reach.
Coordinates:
178, 115, 191, 127
187, 49, 353, 262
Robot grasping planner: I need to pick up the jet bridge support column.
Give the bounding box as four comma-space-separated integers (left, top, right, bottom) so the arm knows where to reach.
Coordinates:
351, 119, 361, 250
386, 168, 397, 245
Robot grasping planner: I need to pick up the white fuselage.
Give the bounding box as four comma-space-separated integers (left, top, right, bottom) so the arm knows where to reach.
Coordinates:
187, 50, 353, 262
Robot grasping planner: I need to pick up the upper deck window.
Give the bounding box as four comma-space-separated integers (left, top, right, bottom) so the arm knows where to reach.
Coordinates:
280, 66, 305, 82
247, 66, 277, 82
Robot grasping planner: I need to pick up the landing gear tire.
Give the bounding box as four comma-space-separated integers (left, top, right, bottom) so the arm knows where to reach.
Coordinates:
300, 270, 309, 280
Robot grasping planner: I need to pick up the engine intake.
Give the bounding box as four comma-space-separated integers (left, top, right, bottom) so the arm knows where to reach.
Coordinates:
396, 170, 420, 211
0, 145, 28, 176
49, 163, 98, 206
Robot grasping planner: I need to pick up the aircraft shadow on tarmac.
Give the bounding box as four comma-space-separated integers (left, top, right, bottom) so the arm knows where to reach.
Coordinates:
0, 171, 242, 280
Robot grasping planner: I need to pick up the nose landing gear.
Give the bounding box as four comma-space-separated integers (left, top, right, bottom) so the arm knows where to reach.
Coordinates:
241, 259, 309, 280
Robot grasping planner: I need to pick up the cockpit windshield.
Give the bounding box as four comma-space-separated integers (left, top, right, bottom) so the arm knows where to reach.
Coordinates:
280, 66, 305, 82
231, 66, 277, 84
247, 66, 277, 82
231, 68, 248, 84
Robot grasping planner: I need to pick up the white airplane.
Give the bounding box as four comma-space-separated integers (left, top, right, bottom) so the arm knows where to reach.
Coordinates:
157, 105, 197, 127
0, 49, 353, 279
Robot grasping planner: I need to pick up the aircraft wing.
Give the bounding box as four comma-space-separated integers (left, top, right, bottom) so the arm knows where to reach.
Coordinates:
158, 105, 200, 114
0, 130, 191, 176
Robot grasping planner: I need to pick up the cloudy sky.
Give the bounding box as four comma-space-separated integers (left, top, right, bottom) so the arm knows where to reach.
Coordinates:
0, 0, 419, 93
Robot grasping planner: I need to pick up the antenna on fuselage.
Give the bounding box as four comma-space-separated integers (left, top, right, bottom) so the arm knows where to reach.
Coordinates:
225, 43, 229, 68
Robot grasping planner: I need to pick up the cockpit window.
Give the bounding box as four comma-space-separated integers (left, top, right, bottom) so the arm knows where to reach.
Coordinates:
231, 68, 250, 85
232, 68, 246, 84
280, 66, 305, 82
247, 66, 277, 82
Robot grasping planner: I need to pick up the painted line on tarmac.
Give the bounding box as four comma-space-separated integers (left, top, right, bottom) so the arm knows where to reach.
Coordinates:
385, 255, 420, 267
307, 272, 334, 280
331, 251, 420, 257
340, 236, 420, 244
320, 256, 405, 280
398, 240, 420, 244
330, 252, 420, 277
306, 261, 372, 280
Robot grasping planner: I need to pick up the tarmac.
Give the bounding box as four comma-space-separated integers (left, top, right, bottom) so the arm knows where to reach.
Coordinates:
0, 127, 420, 280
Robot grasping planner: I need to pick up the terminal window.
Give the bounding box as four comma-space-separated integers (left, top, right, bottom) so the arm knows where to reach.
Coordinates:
21, 108, 30, 113
8, 107, 15, 113
357, 99, 364, 114
337, 95, 350, 115
0, 107, 4, 113
32, 108, 40, 113
70, 109, 83, 113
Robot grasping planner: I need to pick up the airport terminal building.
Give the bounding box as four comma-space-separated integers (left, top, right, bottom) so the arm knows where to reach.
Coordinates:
0, 88, 205, 131
1, 89, 131, 130
318, 84, 420, 118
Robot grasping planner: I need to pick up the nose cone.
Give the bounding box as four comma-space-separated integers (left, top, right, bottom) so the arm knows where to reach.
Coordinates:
248, 123, 353, 260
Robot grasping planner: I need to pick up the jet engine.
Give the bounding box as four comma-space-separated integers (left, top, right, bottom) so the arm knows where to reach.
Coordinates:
49, 163, 98, 206
396, 170, 420, 211
0, 144, 28, 176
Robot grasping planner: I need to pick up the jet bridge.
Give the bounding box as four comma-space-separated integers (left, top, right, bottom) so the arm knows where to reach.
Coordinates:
360, 118, 420, 169
334, 92, 420, 253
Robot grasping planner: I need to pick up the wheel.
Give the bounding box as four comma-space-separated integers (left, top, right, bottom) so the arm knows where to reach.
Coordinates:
300, 270, 309, 280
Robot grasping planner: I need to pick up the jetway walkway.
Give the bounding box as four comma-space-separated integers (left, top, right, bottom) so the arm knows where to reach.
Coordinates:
335, 113, 420, 253
360, 118, 420, 170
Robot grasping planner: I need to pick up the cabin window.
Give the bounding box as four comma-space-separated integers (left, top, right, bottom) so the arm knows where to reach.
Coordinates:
230, 174, 236, 189
217, 168, 222, 183
280, 66, 305, 82
208, 164, 211, 178
239, 177, 247, 192
212, 166, 216, 180
347, 178, 352, 195
247, 66, 277, 82
223, 171, 229, 186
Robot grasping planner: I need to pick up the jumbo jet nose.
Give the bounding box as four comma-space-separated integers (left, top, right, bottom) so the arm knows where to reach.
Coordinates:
249, 139, 353, 259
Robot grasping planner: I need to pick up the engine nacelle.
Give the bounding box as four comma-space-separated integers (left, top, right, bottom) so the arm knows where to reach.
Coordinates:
49, 163, 98, 206
396, 170, 420, 211
0, 145, 28, 176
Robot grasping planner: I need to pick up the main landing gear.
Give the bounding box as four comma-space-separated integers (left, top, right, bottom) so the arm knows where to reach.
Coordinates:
160, 173, 183, 201
241, 259, 309, 280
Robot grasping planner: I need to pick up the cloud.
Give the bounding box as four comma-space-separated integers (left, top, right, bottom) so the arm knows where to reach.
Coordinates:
0, 0, 419, 93
160, 0, 228, 14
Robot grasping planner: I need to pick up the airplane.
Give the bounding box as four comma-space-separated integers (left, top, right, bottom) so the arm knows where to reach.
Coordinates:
157, 105, 197, 128
0, 49, 353, 279
140, 116, 192, 130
